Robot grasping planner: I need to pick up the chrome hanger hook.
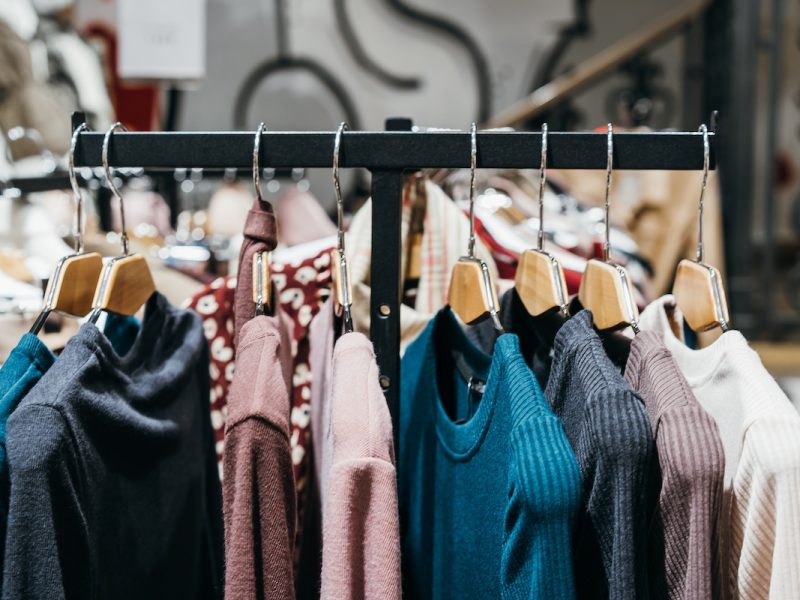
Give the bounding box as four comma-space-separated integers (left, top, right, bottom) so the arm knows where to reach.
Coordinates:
603, 123, 614, 262
696, 124, 710, 263
467, 122, 478, 258
102, 122, 130, 256
537, 123, 548, 251
333, 122, 348, 254
68, 123, 89, 253
252, 122, 267, 201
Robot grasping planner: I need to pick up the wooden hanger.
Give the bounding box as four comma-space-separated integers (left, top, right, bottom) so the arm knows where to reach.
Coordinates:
447, 123, 503, 330
251, 123, 273, 316
89, 123, 155, 322
577, 124, 640, 331
30, 123, 104, 334
332, 122, 354, 333
515, 124, 570, 317
673, 124, 730, 332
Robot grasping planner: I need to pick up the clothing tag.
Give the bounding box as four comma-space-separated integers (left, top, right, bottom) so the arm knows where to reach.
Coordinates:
466, 377, 485, 420
451, 350, 485, 422
453, 351, 476, 385
118, 0, 206, 80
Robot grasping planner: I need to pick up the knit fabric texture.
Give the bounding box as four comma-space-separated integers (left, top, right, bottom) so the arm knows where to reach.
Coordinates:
223, 311, 296, 600
319, 332, 401, 600
0, 315, 139, 481
3, 293, 224, 599
545, 310, 656, 600
624, 330, 725, 600
400, 308, 581, 600
640, 295, 800, 599
0, 314, 139, 577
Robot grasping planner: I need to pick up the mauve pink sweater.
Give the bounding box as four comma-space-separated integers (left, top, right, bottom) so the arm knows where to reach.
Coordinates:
223, 312, 296, 600
310, 300, 401, 600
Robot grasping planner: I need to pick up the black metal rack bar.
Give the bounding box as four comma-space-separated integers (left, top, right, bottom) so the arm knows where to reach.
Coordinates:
68, 124, 717, 453
72, 130, 715, 171
1, 173, 76, 195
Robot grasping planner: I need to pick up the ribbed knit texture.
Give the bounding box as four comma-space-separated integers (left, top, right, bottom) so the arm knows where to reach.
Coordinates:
625, 331, 725, 600
319, 332, 401, 600
640, 296, 800, 599
3, 293, 224, 599
223, 311, 296, 600
545, 310, 656, 600
400, 308, 581, 600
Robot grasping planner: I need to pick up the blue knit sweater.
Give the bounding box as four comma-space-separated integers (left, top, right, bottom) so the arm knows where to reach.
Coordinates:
399, 308, 581, 599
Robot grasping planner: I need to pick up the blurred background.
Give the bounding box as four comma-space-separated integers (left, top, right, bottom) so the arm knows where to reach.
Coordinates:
1, 0, 798, 399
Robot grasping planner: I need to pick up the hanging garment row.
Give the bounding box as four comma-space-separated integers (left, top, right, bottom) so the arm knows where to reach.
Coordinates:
0, 119, 797, 600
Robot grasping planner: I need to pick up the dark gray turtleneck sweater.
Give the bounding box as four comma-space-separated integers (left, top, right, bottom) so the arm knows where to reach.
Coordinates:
545, 310, 657, 600
3, 293, 223, 600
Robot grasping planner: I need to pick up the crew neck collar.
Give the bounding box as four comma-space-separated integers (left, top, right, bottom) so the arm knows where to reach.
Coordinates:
641, 295, 748, 387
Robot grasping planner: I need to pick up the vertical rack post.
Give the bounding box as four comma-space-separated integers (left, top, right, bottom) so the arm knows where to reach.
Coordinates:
369, 166, 404, 450
370, 117, 412, 452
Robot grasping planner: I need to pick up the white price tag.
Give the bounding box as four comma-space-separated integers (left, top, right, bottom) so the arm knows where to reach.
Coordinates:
117, 0, 206, 81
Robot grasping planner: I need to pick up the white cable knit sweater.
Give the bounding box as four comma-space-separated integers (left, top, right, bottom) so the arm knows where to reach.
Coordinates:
640, 295, 800, 599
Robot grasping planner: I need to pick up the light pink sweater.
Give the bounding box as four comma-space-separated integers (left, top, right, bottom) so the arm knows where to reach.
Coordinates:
310, 300, 401, 600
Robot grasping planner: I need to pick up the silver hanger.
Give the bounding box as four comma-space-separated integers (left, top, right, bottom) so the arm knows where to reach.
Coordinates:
465, 122, 503, 331
537, 123, 548, 252
101, 122, 131, 256
333, 122, 354, 333
29, 123, 94, 334
70, 123, 90, 253
88, 122, 130, 323
253, 122, 270, 316
602, 123, 639, 333
673, 123, 729, 332
695, 123, 710, 264
603, 123, 613, 263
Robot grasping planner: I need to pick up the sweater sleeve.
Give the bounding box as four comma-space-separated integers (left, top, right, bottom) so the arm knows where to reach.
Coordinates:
653, 406, 724, 600
222, 417, 296, 600
586, 389, 655, 600
4, 404, 87, 600
730, 417, 800, 599
321, 334, 401, 600
321, 458, 401, 600
503, 416, 581, 600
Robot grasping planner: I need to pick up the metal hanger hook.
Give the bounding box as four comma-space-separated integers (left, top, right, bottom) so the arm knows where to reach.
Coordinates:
333, 121, 349, 253
467, 122, 478, 258
603, 123, 613, 262
537, 123, 548, 251
102, 122, 130, 256
252, 122, 267, 201
68, 123, 89, 253
696, 123, 709, 263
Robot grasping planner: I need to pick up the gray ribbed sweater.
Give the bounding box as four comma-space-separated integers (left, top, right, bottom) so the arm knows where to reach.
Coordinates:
625, 331, 724, 600
545, 311, 656, 600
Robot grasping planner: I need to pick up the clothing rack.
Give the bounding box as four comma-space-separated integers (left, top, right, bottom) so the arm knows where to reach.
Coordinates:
0, 173, 77, 196
68, 112, 717, 449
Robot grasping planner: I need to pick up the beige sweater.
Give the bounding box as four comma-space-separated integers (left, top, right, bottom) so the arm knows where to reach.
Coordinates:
640, 296, 800, 599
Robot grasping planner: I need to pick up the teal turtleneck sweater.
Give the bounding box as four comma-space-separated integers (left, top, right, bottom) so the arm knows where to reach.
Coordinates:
399, 308, 581, 600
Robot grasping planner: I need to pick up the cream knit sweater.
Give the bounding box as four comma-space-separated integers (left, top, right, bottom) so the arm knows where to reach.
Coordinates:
640, 296, 800, 599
